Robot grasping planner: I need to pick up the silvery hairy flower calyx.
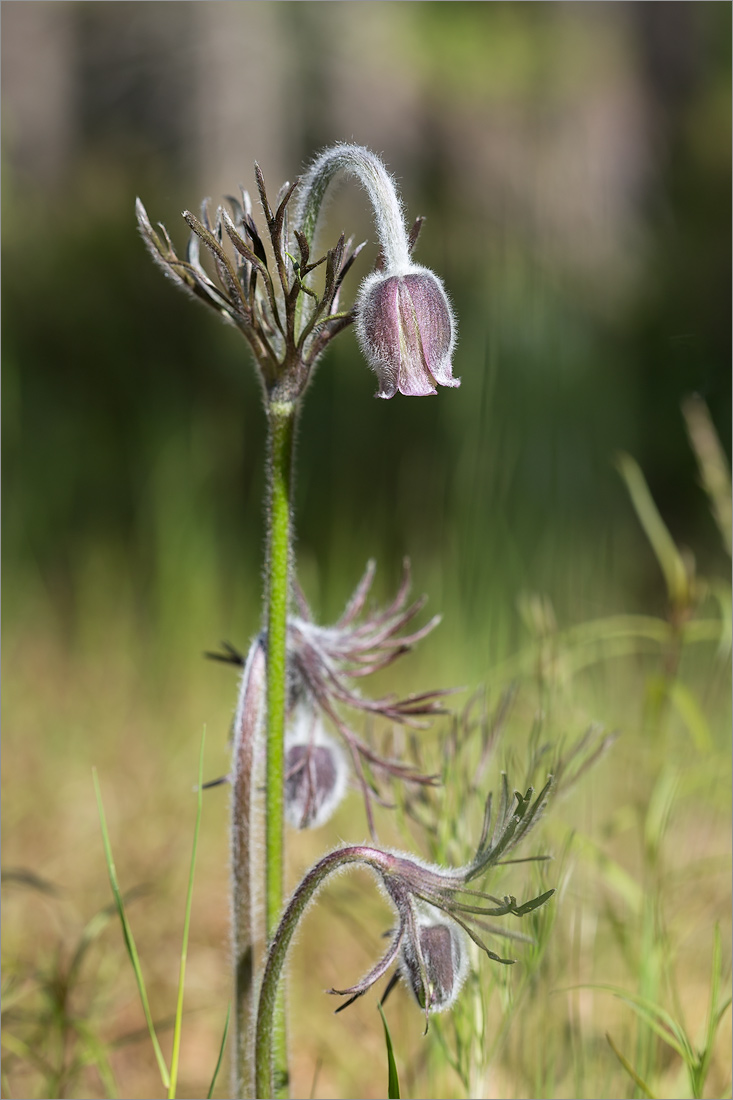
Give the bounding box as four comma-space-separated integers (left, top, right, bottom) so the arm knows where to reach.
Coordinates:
321, 774, 554, 1024
356, 262, 459, 398
283, 703, 348, 830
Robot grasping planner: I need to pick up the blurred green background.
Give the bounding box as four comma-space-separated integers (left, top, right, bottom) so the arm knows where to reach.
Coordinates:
2, 4, 730, 1099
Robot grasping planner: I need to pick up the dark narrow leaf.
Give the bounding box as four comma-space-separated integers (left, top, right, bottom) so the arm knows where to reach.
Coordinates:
605, 1033, 657, 1099
512, 888, 555, 917
407, 216, 425, 254
1, 868, 60, 895
207, 1004, 230, 1100
254, 162, 273, 222
294, 228, 310, 269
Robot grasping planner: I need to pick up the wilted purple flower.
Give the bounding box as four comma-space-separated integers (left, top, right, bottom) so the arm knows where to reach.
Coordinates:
288, 559, 451, 836
255, 771, 555, 1094
322, 774, 555, 1023
210, 560, 449, 836
356, 267, 459, 398
284, 704, 348, 830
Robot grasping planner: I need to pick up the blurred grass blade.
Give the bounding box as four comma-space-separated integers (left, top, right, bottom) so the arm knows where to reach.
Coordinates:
605, 1032, 657, 1098
0, 867, 60, 895
592, 984, 692, 1063
682, 395, 732, 555
644, 766, 679, 855
698, 926, 732, 1095
207, 1003, 231, 1100
93, 768, 171, 1091
169, 729, 206, 1100
71, 1018, 119, 1099
572, 836, 643, 913
666, 681, 713, 752
377, 1001, 401, 1100
708, 580, 733, 657
1, 1030, 54, 1077
616, 452, 690, 609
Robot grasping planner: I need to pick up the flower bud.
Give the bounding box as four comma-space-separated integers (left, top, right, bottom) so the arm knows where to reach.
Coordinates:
356, 267, 459, 399
400, 907, 469, 1013
284, 707, 348, 829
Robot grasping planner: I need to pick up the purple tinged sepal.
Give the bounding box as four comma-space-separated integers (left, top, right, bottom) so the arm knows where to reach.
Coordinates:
400, 905, 469, 1014
356, 266, 459, 399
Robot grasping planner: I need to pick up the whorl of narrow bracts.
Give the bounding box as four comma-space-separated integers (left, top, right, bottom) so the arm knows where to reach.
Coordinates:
287, 559, 450, 837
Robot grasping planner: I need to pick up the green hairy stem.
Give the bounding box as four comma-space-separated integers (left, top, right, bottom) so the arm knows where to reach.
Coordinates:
264, 399, 297, 1097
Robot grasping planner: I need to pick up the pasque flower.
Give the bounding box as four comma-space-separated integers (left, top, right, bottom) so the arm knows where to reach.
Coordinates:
327, 774, 554, 1023
138, 146, 459, 402
139, 147, 463, 1098
255, 773, 555, 1095
295, 143, 459, 398
215, 560, 450, 836
356, 267, 458, 398
284, 704, 348, 830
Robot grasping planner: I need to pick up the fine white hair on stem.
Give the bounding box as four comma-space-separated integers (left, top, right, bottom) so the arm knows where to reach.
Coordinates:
294, 143, 412, 274
230, 636, 267, 1100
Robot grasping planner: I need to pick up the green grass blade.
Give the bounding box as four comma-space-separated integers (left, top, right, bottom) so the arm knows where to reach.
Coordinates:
667, 681, 713, 753
682, 394, 733, 555
69, 887, 148, 991
587, 984, 692, 1062
1, 1030, 54, 1077
616, 452, 690, 608
92, 768, 171, 1091
168, 729, 206, 1099
71, 1018, 119, 1099
605, 1032, 657, 1099
207, 1003, 231, 1100
698, 926, 732, 1095
377, 1001, 401, 1100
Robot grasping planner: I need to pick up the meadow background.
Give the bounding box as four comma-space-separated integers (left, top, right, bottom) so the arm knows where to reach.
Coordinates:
2, 3, 731, 1098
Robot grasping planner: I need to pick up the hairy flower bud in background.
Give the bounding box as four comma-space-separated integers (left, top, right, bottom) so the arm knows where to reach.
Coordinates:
400, 905, 469, 1013
356, 267, 458, 398
284, 705, 348, 829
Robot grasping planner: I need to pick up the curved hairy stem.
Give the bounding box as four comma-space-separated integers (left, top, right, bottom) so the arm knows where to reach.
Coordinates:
294, 144, 411, 271
255, 846, 394, 1098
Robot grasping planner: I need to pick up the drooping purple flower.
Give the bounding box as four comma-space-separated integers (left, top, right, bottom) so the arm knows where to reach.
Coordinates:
356, 266, 459, 398
210, 560, 450, 836
324, 775, 555, 1023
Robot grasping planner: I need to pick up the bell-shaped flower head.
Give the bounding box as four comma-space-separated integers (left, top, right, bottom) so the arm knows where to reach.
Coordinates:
356, 266, 458, 398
